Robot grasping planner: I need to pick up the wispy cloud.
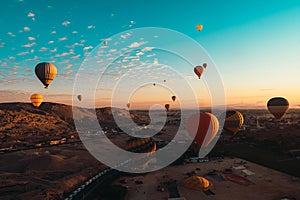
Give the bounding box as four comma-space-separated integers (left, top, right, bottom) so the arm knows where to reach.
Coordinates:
48, 40, 54, 44
142, 47, 154, 52
28, 36, 36, 41
17, 51, 29, 56
120, 32, 131, 39
55, 52, 69, 57
22, 42, 36, 48
128, 41, 147, 48
58, 37, 67, 41
65, 64, 73, 69
7, 32, 16, 37
27, 12, 35, 17
83, 46, 93, 51
27, 12, 35, 20
62, 20, 71, 26
39, 47, 48, 52
23, 27, 30, 31
87, 25, 95, 29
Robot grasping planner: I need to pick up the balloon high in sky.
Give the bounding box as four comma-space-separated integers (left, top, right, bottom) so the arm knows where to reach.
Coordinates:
35, 62, 57, 89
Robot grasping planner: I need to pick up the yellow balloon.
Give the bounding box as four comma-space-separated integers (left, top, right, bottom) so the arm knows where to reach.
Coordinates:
196, 24, 203, 32
183, 176, 212, 191
30, 94, 43, 108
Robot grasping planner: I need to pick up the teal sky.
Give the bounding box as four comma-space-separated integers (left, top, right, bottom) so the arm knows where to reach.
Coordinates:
0, 0, 300, 108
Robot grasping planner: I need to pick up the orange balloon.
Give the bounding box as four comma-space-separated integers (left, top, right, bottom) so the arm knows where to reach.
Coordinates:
196, 24, 203, 32
186, 112, 219, 147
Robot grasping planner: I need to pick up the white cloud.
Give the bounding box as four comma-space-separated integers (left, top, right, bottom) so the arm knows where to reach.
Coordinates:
128, 41, 146, 48
136, 52, 144, 56
55, 52, 69, 57
51, 30, 56, 34
62, 21, 71, 26
153, 58, 159, 65
24, 27, 30, 31
109, 49, 117, 53
48, 40, 54, 44
28, 36, 36, 41
27, 12, 35, 17
83, 46, 93, 51
7, 32, 16, 37
59, 37, 67, 41
87, 25, 95, 29
120, 32, 131, 39
65, 64, 72, 69
27, 12, 35, 20
50, 48, 57, 53
22, 42, 36, 48
17, 51, 29, 56
142, 47, 154, 52
39, 47, 48, 52
72, 55, 81, 59
72, 31, 78, 34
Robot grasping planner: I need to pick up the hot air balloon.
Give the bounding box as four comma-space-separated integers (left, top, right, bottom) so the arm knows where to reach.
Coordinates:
196, 24, 203, 32
127, 103, 130, 109
223, 110, 244, 136
30, 94, 43, 108
165, 104, 170, 111
153, 83, 156, 87
171, 96, 176, 102
35, 62, 57, 89
103, 40, 107, 46
183, 176, 212, 191
203, 63, 207, 68
267, 97, 289, 121
125, 137, 156, 153
185, 112, 219, 147
194, 65, 205, 79
77, 95, 82, 101
163, 80, 166, 83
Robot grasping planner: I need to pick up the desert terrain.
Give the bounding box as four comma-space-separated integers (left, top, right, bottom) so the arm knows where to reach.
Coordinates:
0, 103, 299, 200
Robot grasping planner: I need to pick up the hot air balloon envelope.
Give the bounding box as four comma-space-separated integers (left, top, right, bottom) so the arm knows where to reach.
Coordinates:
30, 94, 43, 108
165, 104, 170, 111
196, 24, 203, 32
185, 112, 219, 147
35, 62, 57, 89
171, 96, 176, 102
194, 66, 205, 79
267, 97, 289, 121
223, 110, 244, 135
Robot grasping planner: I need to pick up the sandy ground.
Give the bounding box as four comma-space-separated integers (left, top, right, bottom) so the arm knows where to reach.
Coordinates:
115, 158, 300, 200
0, 143, 105, 200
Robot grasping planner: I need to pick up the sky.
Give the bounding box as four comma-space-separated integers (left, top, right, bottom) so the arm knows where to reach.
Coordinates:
0, 0, 300, 109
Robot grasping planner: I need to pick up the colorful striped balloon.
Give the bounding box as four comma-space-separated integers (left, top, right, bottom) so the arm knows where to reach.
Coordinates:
223, 110, 244, 135
267, 97, 289, 121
